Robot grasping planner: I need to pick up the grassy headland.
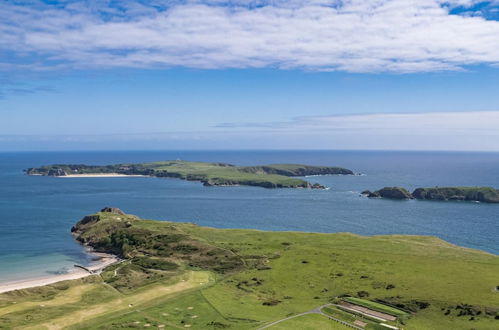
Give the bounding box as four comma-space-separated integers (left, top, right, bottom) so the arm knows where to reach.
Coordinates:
25, 161, 354, 189
1, 208, 498, 329
363, 186, 499, 203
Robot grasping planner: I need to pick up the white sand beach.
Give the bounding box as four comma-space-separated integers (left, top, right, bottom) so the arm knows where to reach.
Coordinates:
0, 253, 119, 294
58, 173, 147, 178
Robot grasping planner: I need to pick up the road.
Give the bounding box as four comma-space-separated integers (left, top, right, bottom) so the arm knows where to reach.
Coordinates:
258, 304, 363, 329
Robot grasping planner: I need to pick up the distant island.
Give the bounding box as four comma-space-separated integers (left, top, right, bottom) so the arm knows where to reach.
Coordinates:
25, 160, 354, 189
1, 208, 497, 329
362, 186, 499, 203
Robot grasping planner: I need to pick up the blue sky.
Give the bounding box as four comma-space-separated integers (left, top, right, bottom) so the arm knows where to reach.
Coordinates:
2, 0, 499, 151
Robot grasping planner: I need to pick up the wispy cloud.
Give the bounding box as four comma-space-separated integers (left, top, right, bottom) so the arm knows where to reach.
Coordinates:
2, 111, 499, 151
216, 111, 499, 132
0, 79, 58, 99
2, 1, 499, 73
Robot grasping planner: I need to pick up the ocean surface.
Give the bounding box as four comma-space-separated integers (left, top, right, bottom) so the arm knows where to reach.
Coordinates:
1, 150, 498, 283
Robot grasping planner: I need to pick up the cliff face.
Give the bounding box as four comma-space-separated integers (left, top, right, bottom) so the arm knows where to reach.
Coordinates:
241, 164, 354, 176
364, 186, 499, 203
367, 187, 414, 200
72, 209, 244, 274
412, 187, 499, 203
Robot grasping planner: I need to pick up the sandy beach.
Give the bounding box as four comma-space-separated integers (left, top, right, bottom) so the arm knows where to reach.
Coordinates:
0, 253, 119, 294
58, 173, 147, 178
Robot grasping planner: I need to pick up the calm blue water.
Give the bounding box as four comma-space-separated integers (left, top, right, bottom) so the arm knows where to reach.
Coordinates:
1, 150, 498, 282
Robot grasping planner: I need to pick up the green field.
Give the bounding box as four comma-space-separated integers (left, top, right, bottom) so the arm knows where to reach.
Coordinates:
267, 314, 351, 329
25, 160, 354, 189
1, 209, 498, 329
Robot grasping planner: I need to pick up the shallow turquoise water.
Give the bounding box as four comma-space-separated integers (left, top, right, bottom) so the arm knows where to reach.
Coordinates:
0, 150, 498, 282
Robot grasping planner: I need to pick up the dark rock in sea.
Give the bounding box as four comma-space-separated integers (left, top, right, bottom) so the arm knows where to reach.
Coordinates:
310, 183, 326, 189
360, 190, 372, 195
369, 187, 413, 200
100, 207, 125, 215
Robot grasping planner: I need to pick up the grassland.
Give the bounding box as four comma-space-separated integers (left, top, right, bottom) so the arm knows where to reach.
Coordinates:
1, 209, 498, 329
25, 160, 354, 189
266, 314, 351, 329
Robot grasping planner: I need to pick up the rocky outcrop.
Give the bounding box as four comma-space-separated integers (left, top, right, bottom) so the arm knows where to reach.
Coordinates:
412, 187, 499, 203
241, 165, 354, 177
71, 214, 101, 234
367, 187, 413, 200
365, 186, 499, 203
309, 183, 326, 189
48, 168, 67, 176
100, 207, 125, 215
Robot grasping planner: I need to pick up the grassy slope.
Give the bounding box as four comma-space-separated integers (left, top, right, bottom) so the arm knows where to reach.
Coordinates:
1, 211, 498, 329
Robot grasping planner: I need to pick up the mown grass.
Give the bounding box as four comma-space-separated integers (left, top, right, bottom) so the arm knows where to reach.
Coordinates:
1, 211, 498, 329
267, 314, 351, 329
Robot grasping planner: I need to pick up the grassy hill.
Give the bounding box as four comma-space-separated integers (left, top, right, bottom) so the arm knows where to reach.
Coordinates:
1, 209, 498, 329
25, 161, 354, 189
365, 186, 499, 203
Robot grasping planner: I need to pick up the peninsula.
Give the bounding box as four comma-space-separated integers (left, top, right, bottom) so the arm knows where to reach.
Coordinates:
1, 208, 497, 329
25, 160, 354, 189
362, 186, 499, 203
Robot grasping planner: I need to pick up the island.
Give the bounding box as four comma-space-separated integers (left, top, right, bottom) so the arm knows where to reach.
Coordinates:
1, 208, 497, 329
25, 160, 355, 189
362, 187, 413, 200
362, 186, 499, 203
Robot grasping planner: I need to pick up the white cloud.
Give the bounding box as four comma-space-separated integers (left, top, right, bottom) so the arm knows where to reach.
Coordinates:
2, 1, 499, 72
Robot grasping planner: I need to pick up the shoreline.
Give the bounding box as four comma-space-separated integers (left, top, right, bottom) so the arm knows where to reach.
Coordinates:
0, 251, 120, 294
58, 173, 147, 178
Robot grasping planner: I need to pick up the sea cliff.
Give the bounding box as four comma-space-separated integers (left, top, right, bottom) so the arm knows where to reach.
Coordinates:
363, 186, 499, 203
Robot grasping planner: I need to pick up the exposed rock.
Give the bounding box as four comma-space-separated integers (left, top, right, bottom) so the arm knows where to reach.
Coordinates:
366, 186, 499, 203
47, 168, 67, 176
368, 187, 413, 200
71, 215, 101, 233
412, 187, 499, 203
309, 183, 326, 189
100, 207, 125, 215
360, 190, 372, 195
368, 191, 381, 198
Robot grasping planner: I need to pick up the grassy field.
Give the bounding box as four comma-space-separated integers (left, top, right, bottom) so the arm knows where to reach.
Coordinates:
1, 209, 498, 329
267, 314, 351, 329
26, 160, 354, 189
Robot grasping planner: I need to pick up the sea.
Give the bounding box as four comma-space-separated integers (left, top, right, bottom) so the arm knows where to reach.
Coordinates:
0, 150, 498, 283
